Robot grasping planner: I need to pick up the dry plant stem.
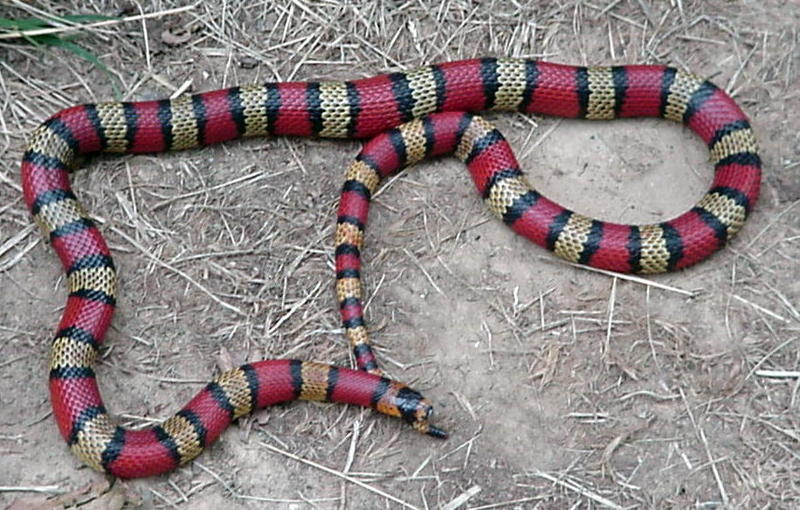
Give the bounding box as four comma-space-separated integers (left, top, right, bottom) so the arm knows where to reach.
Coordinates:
0, 3, 198, 40
259, 441, 421, 510
0, 0, 796, 508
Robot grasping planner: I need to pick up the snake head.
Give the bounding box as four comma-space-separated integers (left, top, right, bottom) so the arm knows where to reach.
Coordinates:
386, 384, 448, 439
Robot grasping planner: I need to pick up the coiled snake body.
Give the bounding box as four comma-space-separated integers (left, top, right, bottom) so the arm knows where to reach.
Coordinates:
20, 58, 761, 478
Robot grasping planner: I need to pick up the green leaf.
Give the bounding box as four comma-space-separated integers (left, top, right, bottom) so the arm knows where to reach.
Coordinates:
0, 14, 123, 99
0, 14, 117, 32
55, 14, 117, 23
56, 39, 109, 72
0, 17, 51, 30
56, 39, 121, 97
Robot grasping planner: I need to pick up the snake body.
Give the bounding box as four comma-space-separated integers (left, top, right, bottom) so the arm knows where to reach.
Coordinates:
20, 58, 761, 477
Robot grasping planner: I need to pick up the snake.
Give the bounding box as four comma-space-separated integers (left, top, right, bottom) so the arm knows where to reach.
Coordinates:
20, 58, 761, 478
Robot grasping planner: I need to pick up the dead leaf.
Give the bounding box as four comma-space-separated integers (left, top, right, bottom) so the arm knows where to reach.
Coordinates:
216, 346, 235, 373
7, 496, 53, 510
7, 480, 114, 510
161, 26, 192, 46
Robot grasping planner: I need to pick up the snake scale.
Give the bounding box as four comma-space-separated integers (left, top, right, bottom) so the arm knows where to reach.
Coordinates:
20, 58, 761, 478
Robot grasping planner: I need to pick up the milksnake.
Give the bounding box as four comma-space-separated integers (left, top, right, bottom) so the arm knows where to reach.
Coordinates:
20, 58, 761, 478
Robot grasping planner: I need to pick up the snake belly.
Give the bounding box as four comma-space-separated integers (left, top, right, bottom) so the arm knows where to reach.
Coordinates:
20, 58, 761, 477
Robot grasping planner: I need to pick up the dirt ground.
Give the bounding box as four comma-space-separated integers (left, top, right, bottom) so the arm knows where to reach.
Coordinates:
1, 1, 798, 509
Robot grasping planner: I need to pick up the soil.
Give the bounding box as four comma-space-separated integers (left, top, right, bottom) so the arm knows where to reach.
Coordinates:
1, 1, 798, 509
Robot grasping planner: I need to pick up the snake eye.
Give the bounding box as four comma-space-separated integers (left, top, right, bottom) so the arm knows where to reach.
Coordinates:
416, 400, 434, 420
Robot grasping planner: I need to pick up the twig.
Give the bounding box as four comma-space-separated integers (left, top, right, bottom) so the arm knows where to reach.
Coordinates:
541, 256, 698, 297
403, 247, 444, 295
732, 294, 788, 322
0, 4, 198, 40
532, 471, 623, 509
259, 441, 421, 510
0, 485, 61, 493
109, 225, 245, 316
604, 276, 617, 356
756, 370, 800, 379
442, 485, 481, 510
699, 427, 729, 506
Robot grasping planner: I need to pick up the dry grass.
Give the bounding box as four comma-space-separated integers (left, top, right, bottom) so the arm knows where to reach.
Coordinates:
1, 0, 798, 508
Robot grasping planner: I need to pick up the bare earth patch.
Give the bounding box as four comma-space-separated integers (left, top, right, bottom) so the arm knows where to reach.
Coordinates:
1, 1, 798, 509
